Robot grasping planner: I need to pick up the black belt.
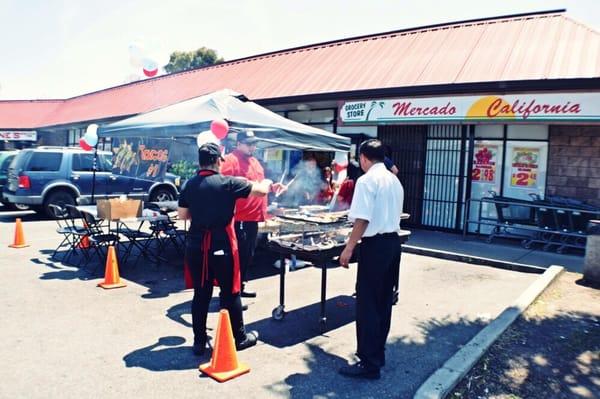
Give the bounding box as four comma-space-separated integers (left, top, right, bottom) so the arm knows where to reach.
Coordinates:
362, 232, 398, 242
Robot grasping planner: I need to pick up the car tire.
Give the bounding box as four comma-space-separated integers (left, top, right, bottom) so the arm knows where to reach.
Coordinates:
44, 190, 76, 218
150, 187, 176, 202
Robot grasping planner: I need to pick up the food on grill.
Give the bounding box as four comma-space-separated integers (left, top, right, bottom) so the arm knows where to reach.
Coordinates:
268, 228, 352, 252
278, 210, 348, 224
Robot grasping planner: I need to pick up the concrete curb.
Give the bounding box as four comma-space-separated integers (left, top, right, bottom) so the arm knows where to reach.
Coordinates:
403, 244, 547, 274
413, 265, 564, 399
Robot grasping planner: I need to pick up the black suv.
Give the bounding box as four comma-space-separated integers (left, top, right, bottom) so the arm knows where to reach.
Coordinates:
3, 147, 180, 217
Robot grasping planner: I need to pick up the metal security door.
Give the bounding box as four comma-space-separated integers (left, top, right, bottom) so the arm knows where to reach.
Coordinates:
421, 125, 468, 230
378, 125, 427, 226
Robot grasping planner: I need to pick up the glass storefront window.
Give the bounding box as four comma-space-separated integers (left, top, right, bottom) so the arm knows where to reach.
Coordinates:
507, 125, 549, 140
502, 141, 548, 201
287, 109, 334, 124
474, 125, 503, 139
469, 140, 504, 232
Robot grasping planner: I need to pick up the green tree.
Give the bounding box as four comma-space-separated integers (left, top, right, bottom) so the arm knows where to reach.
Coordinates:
164, 47, 224, 74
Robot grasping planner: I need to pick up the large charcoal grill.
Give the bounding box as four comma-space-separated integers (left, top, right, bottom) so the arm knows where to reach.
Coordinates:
263, 208, 411, 330
267, 223, 350, 331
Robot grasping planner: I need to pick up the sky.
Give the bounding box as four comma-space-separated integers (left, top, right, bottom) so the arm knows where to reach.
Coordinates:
1, 0, 598, 100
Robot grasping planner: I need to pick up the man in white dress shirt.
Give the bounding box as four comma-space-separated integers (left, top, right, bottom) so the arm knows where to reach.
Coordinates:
339, 139, 404, 380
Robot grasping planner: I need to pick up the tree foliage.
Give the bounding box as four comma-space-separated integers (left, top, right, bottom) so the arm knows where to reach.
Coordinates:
164, 47, 224, 74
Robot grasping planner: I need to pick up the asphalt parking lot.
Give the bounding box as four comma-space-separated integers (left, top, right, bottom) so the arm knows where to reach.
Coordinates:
0, 209, 540, 398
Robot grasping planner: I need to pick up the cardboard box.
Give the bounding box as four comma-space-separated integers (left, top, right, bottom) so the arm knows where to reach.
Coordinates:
96, 198, 143, 220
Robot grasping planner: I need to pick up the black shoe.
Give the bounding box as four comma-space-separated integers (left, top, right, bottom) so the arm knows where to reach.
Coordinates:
236, 331, 258, 351
192, 339, 206, 356
241, 290, 257, 298
242, 304, 248, 311
339, 362, 380, 380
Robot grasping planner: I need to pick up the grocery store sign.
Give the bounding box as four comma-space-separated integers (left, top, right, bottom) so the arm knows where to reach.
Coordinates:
0, 131, 37, 141
339, 93, 600, 123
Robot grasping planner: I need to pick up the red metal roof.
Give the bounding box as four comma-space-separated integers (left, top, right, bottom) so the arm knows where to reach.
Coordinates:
2, 10, 599, 129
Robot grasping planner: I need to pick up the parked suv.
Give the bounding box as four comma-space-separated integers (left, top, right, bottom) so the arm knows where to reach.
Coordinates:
3, 147, 180, 217
0, 151, 29, 210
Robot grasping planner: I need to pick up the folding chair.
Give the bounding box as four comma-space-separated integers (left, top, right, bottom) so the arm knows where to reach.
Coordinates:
110, 220, 154, 266
148, 216, 186, 260
49, 204, 87, 262
60, 204, 92, 265
79, 210, 120, 272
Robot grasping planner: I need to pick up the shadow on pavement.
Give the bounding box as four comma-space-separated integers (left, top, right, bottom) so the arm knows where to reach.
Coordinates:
123, 336, 207, 371
36, 244, 294, 300
246, 295, 356, 348
165, 298, 222, 328
266, 317, 488, 398
0, 210, 43, 223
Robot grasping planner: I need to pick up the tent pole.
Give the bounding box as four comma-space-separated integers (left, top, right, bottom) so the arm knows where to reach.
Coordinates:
91, 145, 98, 203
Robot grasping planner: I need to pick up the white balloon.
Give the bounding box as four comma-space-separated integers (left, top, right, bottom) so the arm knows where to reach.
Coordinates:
142, 57, 158, 71
197, 130, 220, 147
128, 43, 145, 67
84, 124, 99, 146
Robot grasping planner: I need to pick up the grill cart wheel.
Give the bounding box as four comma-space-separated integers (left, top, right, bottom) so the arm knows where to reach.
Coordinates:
272, 305, 285, 321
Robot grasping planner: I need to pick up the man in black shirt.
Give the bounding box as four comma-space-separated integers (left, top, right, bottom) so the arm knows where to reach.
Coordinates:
178, 143, 273, 355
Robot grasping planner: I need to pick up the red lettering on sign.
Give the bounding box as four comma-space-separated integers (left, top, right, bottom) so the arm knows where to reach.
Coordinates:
138, 145, 169, 162
487, 98, 582, 119
392, 101, 456, 117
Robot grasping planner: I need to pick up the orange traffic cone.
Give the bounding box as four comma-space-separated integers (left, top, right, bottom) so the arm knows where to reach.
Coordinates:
77, 235, 90, 249
8, 218, 29, 248
199, 310, 250, 382
98, 246, 126, 289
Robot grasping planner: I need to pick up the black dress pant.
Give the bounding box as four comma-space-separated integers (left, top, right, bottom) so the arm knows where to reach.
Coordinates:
356, 233, 402, 369
234, 221, 258, 284
186, 239, 246, 344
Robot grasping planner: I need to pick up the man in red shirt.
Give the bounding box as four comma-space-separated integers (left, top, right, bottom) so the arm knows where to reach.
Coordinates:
221, 131, 285, 299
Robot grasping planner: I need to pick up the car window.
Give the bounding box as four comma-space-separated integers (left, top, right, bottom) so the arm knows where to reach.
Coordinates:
26, 152, 62, 172
0, 155, 15, 172
99, 154, 113, 172
72, 153, 95, 172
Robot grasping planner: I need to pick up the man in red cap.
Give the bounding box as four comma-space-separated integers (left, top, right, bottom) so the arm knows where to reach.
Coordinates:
221, 130, 285, 300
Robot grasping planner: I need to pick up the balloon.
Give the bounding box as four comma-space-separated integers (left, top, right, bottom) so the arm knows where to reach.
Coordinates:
143, 68, 158, 78
210, 119, 229, 139
79, 138, 93, 151
128, 44, 144, 68
84, 124, 99, 146
196, 130, 220, 148
142, 58, 158, 77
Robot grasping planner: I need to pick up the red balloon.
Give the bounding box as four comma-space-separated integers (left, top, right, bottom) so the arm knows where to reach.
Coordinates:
79, 138, 93, 151
210, 119, 229, 139
143, 68, 158, 77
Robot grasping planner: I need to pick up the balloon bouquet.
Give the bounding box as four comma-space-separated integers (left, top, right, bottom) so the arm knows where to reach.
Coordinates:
128, 43, 159, 80
79, 124, 99, 151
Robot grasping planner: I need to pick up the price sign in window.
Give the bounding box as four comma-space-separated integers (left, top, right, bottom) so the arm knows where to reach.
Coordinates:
472, 145, 498, 183
510, 147, 540, 188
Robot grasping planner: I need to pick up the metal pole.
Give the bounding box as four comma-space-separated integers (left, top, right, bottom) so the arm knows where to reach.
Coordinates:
91, 145, 98, 203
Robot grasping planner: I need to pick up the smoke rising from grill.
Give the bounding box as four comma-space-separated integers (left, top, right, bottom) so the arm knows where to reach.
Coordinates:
278, 160, 326, 207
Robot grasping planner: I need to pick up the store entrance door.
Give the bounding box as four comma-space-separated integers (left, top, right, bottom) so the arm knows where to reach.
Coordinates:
378, 125, 426, 227
379, 124, 469, 231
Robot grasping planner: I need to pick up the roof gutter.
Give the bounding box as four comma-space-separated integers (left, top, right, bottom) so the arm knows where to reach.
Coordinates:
256, 78, 600, 106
